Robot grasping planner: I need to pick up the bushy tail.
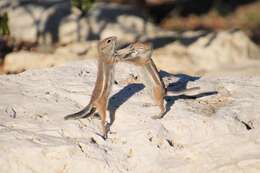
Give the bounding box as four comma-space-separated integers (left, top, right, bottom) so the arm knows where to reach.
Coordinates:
167, 87, 200, 96
64, 104, 96, 120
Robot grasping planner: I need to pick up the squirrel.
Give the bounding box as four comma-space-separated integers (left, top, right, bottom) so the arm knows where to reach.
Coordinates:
117, 42, 200, 119
64, 36, 131, 139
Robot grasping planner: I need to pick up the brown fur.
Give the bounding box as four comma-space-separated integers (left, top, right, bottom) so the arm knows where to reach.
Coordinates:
117, 42, 200, 119
65, 36, 132, 139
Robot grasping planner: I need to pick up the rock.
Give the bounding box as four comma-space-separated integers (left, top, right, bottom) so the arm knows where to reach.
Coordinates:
117, 15, 146, 34
0, 0, 10, 15
58, 8, 89, 45
4, 1, 146, 44
3, 40, 99, 73
188, 30, 260, 71
55, 41, 97, 58
6, 0, 71, 43
152, 30, 260, 74
4, 2, 153, 45
88, 2, 145, 23
90, 2, 148, 43
2, 1, 260, 75
100, 14, 162, 44
0, 60, 260, 172
3, 30, 260, 75
3, 51, 74, 73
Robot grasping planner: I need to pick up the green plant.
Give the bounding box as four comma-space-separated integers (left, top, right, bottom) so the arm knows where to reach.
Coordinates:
0, 13, 9, 36
72, 0, 95, 12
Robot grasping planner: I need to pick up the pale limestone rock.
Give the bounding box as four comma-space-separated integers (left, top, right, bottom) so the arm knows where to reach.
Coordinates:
7, 4, 44, 43
153, 30, 260, 74
3, 30, 260, 75
0, 60, 260, 173
5, 2, 148, 44
55, 41, 97, 58
7, 1, 71, 43
58, 9, 89, 45
3, 41, 98, 73
3, 51, 74, 73
188, 30, 260, 71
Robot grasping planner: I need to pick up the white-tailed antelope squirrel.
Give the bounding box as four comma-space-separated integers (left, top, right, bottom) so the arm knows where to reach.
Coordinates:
64, 36, 131, 139
118, 42, 200, 119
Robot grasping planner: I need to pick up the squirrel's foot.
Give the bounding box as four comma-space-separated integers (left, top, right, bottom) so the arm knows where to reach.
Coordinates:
151, 115, 163, 119
151, 111, 166, 119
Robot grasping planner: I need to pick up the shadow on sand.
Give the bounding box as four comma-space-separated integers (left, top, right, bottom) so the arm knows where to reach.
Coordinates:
108, 83, 145, 125
108, 70, 217, 125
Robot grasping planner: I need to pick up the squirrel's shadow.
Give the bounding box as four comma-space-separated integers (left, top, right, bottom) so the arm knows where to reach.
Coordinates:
108, 83, 145, 125
108, 70, 217, 125
159, 70, 218, 118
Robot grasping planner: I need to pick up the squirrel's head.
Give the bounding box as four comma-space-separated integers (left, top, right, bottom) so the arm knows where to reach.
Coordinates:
98, 36, 117, 58
129, 42, 152, 59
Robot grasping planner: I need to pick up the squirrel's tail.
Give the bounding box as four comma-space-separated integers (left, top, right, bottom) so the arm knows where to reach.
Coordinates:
167, 87, 200, 96
64, 104, 96, 120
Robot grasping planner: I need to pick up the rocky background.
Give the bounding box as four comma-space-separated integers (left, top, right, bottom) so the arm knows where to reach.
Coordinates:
0, 0, 260, 75
0, 1, 260, 173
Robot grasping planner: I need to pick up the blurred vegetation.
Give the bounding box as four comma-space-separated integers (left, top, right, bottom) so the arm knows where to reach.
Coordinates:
161, 1, 260, 29
71, 0, 95, 13
0, 13, 9, 36
155, 0, 260, 44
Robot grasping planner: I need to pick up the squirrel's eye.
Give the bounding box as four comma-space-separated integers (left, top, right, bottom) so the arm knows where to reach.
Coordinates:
106, 39, 111, 43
